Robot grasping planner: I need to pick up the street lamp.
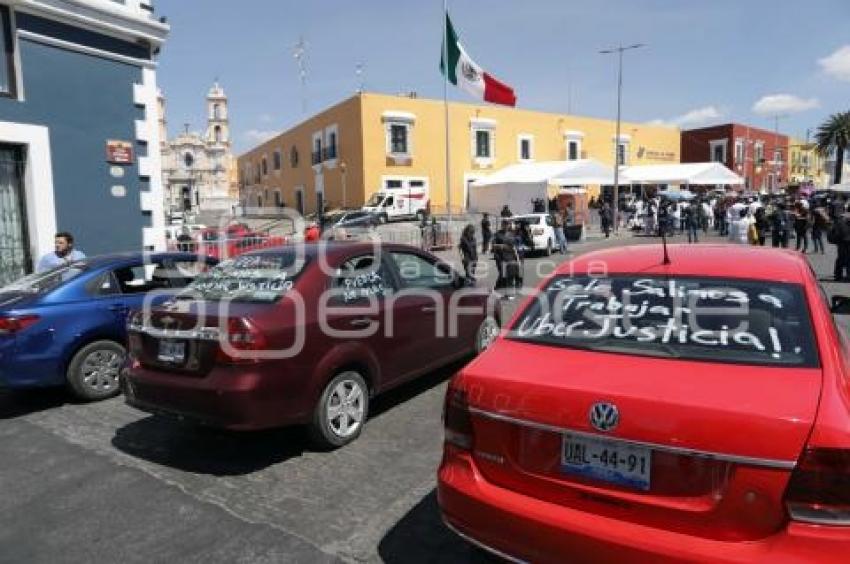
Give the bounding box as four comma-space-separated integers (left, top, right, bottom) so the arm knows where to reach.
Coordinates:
340, 161, 347, 209
599, 43, 645, 233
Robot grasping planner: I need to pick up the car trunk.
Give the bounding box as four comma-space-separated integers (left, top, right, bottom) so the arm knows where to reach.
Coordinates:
461, 339, 822, 541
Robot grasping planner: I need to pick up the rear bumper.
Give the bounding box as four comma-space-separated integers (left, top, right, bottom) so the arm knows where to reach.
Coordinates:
123, 363, 310, 430
437, 447, 850, 564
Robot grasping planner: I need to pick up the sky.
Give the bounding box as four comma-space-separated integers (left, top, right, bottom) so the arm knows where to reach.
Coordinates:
155, 0, 850, 154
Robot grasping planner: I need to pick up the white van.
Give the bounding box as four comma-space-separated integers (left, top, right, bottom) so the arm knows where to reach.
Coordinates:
362, 180, 429, 223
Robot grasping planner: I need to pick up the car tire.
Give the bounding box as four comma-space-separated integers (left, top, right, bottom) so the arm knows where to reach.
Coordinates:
66, 340, 126, 401
379, 213, 388, 224
475, 317, 500, 354
309, 371, 369, 450
544, 238, 553, 257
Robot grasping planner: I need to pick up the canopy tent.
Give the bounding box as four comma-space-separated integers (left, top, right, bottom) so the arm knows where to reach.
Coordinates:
621, 162, 745, 186
825, 182, 850, 194
468, 159, 615, 215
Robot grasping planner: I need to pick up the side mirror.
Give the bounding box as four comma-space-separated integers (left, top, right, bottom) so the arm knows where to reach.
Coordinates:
831, 295, 850, 315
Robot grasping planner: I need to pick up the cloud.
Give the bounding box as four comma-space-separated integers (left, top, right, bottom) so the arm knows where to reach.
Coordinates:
243, 129, 278, 144
649, 105, 724, 128
818, 45, 850, 82
752, 94, 819, 116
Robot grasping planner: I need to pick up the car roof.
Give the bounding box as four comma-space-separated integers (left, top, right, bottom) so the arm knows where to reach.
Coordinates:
562, 244, 809, 284
77, 252, 211, 268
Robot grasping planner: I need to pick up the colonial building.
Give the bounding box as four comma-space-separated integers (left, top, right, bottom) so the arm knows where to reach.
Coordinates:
681, 124, 789, 192
0, 0, 169, 285
160, 82, 238, 218
237, 91, 681, 216
788, 138, 831, 188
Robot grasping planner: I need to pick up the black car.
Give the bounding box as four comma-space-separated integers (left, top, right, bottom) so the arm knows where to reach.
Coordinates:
325, 211, 380, 229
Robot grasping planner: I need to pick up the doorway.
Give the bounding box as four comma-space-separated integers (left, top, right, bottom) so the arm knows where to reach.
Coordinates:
0, 144, 32, 284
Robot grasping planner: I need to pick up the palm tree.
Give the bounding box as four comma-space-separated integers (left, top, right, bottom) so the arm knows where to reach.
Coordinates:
815, 111, 850, 185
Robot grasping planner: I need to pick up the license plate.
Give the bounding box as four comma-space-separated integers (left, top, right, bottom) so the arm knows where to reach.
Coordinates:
561, 434, 652, 491
157, 339, 185, 363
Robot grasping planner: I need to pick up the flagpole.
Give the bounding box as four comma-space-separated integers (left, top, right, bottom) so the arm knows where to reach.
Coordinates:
442, 0, 452, 226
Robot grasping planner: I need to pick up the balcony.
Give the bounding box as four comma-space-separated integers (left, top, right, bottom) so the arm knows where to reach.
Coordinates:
311, 151, 322, 166
323, 144, 338, 161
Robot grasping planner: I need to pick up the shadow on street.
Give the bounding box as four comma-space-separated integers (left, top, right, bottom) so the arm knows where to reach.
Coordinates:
0, 388, 69, 420
378, 489, 501, 563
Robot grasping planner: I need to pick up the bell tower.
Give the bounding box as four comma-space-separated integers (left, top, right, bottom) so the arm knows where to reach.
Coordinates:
205, 81, 229, 147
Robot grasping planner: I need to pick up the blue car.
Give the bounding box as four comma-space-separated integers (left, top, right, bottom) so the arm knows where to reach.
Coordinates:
0, 252, 216, 401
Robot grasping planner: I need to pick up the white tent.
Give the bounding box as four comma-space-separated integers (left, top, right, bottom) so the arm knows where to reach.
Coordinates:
826, 182, 850, 193
621, 162, 744, 186
468, 160, 615, 215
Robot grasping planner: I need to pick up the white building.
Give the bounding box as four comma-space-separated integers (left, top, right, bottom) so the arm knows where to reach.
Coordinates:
160, 82, 237, 218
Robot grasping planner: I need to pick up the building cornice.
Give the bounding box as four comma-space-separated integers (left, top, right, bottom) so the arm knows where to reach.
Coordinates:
10, 0, 169, 49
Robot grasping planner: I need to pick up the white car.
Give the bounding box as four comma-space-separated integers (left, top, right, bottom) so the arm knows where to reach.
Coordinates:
513, 213, 559, 256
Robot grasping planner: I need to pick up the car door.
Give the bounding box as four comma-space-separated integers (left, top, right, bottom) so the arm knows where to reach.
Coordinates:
384, 250, 461, 378
323, 253, 399, 388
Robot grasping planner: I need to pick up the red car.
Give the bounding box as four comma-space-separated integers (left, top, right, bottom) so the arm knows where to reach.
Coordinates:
438, 244, 850, 563
123, 242, 499, 448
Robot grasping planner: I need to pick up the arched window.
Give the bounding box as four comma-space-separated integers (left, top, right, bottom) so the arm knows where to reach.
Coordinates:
214, 125, 222, 143
183, 153, 194, 169
213, 103, 221, 120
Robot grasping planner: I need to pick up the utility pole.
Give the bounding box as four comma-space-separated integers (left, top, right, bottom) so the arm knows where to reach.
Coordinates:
293, 36, 308, 115
599, 43, 645, 234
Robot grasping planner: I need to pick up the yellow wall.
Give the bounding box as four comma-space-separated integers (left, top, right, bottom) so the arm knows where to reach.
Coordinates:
788, 137, 829, 187
239, 92, 681, 214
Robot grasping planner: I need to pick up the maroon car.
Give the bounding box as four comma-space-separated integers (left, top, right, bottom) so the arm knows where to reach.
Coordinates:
123, 242, 500, 448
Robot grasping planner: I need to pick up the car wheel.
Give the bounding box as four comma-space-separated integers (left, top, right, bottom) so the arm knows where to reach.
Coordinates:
379, 213, 388, 224
66, 340, 125, 401
309, 371, 369, 449
545, 238, 553, 257
475, 317, 500, 354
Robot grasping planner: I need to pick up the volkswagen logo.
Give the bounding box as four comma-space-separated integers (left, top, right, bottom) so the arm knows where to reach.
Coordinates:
589, 402, 619, 432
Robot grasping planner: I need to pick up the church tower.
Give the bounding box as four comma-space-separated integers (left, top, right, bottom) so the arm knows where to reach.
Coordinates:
205, 81, 229, 147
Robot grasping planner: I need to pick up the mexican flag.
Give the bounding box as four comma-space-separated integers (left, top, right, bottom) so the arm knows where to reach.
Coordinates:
440, 13, 516, 107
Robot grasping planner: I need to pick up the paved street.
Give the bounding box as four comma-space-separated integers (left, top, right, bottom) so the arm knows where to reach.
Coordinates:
2, 231, 849, 564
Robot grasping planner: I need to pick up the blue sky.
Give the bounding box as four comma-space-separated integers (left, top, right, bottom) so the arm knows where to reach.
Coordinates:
156, 0, 850, 154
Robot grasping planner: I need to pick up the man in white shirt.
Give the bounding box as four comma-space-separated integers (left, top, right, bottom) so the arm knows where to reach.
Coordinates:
36, 232, 86, 272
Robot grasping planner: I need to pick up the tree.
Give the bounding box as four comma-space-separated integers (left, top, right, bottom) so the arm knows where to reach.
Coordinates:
815, 111, 850, 185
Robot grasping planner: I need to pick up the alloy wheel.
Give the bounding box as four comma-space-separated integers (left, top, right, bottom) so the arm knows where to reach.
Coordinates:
80, 349, 123, 393
326, 377, 366, 438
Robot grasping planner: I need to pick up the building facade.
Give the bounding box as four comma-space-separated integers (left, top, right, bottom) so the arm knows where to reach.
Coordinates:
681, 124, 789, 192
788, 138, 831, 188
160, 82, 238, 219
0, 0, 169, 284
237, 92, 681, 216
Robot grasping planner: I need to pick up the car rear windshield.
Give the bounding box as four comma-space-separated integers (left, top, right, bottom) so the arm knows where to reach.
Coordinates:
0, 262, 88, 294
508, 275, 819, 367
186, 253, 308, 303
515, 216, 542, 224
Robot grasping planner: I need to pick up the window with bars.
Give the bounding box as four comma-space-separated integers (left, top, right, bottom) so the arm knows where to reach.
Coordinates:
389, 124, 408, 154
475, 130, 491, 158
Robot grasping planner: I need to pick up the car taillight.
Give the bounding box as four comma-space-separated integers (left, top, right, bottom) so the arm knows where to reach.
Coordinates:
785, 448, 850, 525
0, 314, 40, 335
443, 388, 474, 450
215, 317, 268, 364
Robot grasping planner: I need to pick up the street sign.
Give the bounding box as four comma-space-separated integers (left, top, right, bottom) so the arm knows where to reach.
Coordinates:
106, 140, 134, 164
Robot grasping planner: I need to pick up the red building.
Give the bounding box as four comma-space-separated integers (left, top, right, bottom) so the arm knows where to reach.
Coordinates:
681, 124, 789, 192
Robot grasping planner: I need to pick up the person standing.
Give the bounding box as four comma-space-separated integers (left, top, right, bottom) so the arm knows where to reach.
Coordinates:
458, 224, 478, 282
793, 202, 810, 253
480, 212, 492, 254
492, 220, 521, 293
684, 203, 699, 243
812, 202, 829, 254
37, 232, 86, 272
600, 201, 612, 238
552, 212, 567, 254
754, 207, 769, 246
500, 204, 513, 219
771, 203, 791, 248
829, 204, 850, 281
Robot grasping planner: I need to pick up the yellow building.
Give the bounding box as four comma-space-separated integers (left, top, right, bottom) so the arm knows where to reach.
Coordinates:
238, 92, 681, 215
788, 137, 830, 187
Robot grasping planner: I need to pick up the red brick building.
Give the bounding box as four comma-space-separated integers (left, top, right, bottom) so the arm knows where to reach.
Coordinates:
681, 124, 789, 192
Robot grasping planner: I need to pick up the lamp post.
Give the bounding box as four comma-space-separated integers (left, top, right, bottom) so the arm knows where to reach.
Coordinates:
599, 43, 645, 234
340, 161, 347, 209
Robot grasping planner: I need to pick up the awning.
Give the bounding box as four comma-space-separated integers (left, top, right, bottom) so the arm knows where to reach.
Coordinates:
621, 163, 744, 185
471, 159, 616, 187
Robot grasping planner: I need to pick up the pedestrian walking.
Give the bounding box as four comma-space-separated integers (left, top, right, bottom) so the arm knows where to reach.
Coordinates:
684, 203, 699, 243
812, 203, 829, 254
492, 220, 522, 294
458, 224, 478, 282
828, 205, 850, 281
794, 202, 810, 253
480, 212, 492, 254
37, 231, 86, 272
